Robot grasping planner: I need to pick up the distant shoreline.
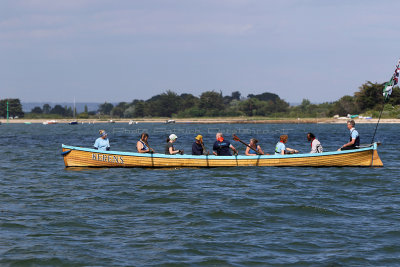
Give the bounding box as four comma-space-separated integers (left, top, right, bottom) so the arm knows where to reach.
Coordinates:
2, 118, 400, 124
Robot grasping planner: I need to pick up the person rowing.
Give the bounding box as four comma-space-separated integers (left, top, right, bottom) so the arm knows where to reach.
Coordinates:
245, 138, 264, 156
213, 133, 237, 156
165, 134, 184, 155
275, 134, 298, 155
94, 130, 110, 151
136, 133, 154, 153
307, 132, 323, 153
192, 135, 208, 155
338, 119, 360, 151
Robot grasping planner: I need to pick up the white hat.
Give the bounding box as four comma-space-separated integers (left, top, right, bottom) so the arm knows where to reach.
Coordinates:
169, 134, 178, 140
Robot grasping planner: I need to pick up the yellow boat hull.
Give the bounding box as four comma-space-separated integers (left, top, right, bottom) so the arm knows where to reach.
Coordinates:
62, 144, 383, 168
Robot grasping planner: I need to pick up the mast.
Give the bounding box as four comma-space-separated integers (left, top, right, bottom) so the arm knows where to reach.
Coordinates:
73, 97, 76, 119
6, 100, 9, 123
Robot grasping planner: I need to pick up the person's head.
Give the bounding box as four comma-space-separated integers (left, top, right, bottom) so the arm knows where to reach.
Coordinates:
216, 133, 224, 142
99, 130, 107, 139
280, 135, 288, 143
140, 133, 149, 141
347, 120, 355, 130
250, 138, 258, 146
307, 132, 315, 141
195, 135, 203, 144
168, 134, 178, 143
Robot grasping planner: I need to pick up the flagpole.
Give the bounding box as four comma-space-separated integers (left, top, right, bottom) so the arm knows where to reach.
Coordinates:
371, 59, 399, 143
6, 100, 9, 124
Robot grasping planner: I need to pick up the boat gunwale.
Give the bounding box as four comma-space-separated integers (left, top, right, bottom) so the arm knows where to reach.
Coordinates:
62, 143, 378, 160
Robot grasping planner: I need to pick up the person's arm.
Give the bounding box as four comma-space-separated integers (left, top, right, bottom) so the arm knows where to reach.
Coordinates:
230, 144, 238, 155
169, 146, 182, 155
137, 141, 149, 153
257, 145, 265, 155
341, 138, 355, 149
94, 139, 99, 149
245, 146, 251, 156
285, 147, 298, 154
212, 142, 218, 155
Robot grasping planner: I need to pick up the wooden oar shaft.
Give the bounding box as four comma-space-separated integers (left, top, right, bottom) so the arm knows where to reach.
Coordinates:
233, 135, 261, 155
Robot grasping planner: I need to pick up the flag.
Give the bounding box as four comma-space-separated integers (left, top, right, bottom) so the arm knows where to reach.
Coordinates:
383, 59, 400, 101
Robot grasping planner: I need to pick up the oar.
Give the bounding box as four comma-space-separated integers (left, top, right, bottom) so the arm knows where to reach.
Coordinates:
200, 141, 209, 155
232, 134, 261, 155
143, 140, 154, 153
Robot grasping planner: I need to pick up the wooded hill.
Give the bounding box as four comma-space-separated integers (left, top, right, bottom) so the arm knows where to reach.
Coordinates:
8, 81, 400, 119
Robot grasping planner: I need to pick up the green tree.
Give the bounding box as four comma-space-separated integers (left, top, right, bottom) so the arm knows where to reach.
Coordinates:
354, 81, 384, 112
247, 92, 280, 102
43, 104, 51, 114
199, 91, 224, 110
50, 105, 66, 116
111, 102, 128, 118
146, 90, 182, 117
331, 95, 359, 116
98, 102, 114, 115
180, 93, 199, 110
31, 106, 43, 114
133, 101, 145, 117
0, 99, 24, 118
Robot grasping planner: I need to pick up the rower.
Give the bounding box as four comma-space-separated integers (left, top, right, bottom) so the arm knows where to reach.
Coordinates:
275, 135, 298, 155
338, 120, 360, 151
307, 133, 323, 153
192, 135, 208, 155
213, 133, 237, 156
94, 130, 110, 151
245, 138, 264, 155
136, 133, 154, 153
165, 134, 183, 155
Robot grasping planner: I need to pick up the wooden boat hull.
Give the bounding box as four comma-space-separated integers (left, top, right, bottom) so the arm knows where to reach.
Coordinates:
62, 144, 383, 168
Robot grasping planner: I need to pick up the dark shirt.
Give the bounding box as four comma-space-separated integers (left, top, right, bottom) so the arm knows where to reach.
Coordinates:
213, 140, 231, 156
192, 142, 203, 155
165, 142, 174, 154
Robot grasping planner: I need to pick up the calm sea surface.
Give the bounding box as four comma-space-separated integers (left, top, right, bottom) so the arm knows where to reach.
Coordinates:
1, 123, 399, 266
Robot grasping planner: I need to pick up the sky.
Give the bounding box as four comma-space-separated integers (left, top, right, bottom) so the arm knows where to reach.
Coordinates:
1, 0, 399, 104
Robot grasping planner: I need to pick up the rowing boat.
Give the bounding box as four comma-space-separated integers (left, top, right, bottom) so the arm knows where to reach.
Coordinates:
61, 143, 383, 168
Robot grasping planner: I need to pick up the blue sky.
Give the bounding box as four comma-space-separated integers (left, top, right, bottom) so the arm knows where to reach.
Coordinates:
0, 0, 399, 103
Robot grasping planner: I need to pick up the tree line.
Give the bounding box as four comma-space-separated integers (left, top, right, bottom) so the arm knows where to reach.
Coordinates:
96, 82, 400, 118
2, 81, 400, 119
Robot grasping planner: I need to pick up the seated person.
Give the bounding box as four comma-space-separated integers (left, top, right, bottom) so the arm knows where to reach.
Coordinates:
338, 120, 360, 151
94, 130, 110, 151
307, 132, 323, 153
245, 138, 264, 155
213, 133, 237, 156
192, 135, 206, 155
136, 133, 154, 153
275, 135, 298, 155
165, 134, 183, 155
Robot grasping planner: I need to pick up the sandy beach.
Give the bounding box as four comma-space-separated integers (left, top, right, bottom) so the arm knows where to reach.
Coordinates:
1, 117, 400, 124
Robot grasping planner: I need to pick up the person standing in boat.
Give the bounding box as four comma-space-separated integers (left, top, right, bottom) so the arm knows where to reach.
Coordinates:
307, 133, 323, 153
245, 138, 265, 155
339, 120, 360, 150
192, 135, 208, 155
213, 133, 237, 156
94, 130, 110, 151
165, 134, 183, 155
136, 133, 154, 153
275, 135, 298, 155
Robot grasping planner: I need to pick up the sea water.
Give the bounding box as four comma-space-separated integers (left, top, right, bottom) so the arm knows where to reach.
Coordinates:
0, 123, 399, 265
